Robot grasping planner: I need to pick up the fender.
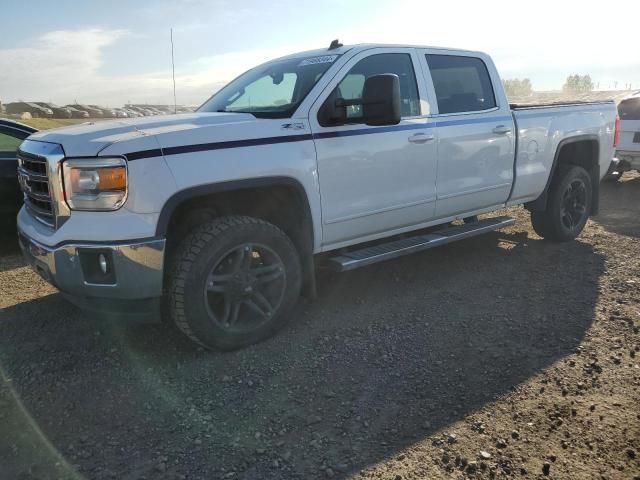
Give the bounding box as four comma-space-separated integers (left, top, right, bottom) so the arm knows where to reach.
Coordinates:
155, 176, 314, 238
525, 134, 600, 215
155, 176, 317, 298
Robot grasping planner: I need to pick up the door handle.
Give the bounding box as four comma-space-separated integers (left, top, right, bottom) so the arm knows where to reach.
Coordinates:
492, 125, 511, 135
408, 133, 435, 144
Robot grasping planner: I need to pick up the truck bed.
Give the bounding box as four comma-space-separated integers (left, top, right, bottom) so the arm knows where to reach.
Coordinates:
510, 100, 615, 110
507, 99, 617, 206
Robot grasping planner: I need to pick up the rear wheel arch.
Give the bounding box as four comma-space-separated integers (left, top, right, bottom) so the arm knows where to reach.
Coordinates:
526, 135, 600, 214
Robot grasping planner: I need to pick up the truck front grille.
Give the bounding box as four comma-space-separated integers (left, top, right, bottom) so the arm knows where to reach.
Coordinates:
17, 140, 68, 230
17, 150, 55, 228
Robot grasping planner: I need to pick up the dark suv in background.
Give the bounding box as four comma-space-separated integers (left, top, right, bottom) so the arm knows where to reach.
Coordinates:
65, 106, 90, 118
33, 102, 73, 119
5, 102, 53, 118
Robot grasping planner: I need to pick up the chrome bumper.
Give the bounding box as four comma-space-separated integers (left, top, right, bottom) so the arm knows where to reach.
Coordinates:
18, 230, 166, 300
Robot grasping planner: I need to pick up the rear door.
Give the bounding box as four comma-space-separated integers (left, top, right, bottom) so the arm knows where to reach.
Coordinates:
309, 48, 438, 248
418, 50, 515, 218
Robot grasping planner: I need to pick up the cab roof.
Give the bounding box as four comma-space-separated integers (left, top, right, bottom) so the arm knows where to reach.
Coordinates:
272, 43, 486, 62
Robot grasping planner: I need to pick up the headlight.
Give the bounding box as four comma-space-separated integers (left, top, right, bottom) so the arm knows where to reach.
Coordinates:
62, 157, 128, 211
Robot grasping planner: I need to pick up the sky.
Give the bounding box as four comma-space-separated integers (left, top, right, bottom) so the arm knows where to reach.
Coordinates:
1, 0, 639, 107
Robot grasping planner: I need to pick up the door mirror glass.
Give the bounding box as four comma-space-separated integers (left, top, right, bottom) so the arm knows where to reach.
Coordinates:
361, 74, 401, 126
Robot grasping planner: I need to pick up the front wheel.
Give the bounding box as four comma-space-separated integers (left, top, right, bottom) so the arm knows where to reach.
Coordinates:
168, 216, 302, 350
530, 165, 592, 242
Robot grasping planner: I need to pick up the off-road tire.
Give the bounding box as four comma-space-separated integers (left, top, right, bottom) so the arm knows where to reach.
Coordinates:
168, 216, 302, 350
530, 165, 592, 242
530, 210, 553, 239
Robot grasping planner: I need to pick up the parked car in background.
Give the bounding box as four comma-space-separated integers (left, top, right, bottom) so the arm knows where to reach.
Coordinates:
146, 107, 165, 115
65, 106, 90, 119
127, 106, 155, 116
0, 119, 36, 225
5, 102, 53, 118
16, 43, 617, 350
66, 104, 104, 118
113, 109, 129, 118
611, 92, 640, 179
33, 102, 72, 119
89, 105, 118, 118
123, 108, 142, 118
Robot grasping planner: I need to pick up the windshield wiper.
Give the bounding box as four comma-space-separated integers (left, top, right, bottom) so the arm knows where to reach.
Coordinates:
216, 109, 254, 114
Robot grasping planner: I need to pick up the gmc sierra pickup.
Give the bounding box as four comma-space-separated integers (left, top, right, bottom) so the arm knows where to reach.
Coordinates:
16, 42, 618, 350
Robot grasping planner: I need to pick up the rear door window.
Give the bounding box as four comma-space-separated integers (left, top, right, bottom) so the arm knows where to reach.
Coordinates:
618, 98, 640, 120
426, 55, 497, 114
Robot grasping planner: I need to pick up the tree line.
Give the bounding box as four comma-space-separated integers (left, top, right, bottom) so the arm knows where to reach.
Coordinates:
502, 74, 599, 96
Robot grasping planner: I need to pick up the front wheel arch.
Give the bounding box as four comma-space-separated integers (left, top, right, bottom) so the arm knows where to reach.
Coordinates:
158, 177, 317, 298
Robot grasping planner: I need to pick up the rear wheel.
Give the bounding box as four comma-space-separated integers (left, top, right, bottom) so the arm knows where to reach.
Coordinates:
530, 210, 552, 239
530, 166, 592, 242
168, 216, 302, 350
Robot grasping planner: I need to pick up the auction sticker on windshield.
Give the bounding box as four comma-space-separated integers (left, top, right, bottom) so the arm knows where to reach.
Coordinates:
298, 55, 339, 67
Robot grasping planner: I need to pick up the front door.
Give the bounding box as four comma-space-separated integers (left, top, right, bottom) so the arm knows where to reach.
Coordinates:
309, 48, 438, 248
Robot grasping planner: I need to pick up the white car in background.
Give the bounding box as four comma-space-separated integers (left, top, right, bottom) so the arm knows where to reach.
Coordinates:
611, 92, 640, 179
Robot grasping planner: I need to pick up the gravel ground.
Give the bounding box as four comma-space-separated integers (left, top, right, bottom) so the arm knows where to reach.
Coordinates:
0, 173, 638, 480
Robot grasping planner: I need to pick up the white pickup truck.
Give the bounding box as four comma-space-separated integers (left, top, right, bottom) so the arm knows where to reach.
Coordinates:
17, 42, 618, 350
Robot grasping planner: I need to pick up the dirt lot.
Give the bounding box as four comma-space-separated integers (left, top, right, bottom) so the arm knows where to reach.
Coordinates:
0, 174, 638, 480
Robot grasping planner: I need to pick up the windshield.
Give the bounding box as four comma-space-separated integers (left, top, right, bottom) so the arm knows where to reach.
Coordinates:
198, 54, 340, 118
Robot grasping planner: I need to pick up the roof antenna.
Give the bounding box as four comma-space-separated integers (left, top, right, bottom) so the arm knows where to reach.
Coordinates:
328, 39, 343, 50
170, 28, 177, 114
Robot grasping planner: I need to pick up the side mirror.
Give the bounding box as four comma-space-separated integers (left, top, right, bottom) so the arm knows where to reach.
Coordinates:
317, 73, 401, 127
362, 74, 401, 126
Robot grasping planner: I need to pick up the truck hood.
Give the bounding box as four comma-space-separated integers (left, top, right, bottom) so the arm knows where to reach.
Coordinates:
27, 112, 257, 157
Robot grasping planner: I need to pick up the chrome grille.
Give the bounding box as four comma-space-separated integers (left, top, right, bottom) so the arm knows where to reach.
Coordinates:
17, 140, 68, 230
17, 150, 55, 227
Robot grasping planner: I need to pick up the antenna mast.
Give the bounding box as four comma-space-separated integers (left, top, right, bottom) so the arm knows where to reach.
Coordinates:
170, 28, 177, 114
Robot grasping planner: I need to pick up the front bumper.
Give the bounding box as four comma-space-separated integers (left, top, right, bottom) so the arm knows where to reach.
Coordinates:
18, 229, 166, 317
